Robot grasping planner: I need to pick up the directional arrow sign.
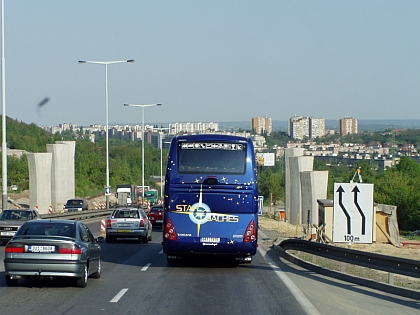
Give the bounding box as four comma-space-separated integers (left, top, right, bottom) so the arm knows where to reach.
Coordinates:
333, 183, 373, 243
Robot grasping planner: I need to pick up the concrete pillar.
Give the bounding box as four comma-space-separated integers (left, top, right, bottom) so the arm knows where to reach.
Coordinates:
284, 148, 305, 221
47, 141, 75, 211
27, 153, 52, 214
300, 170, 329, 229
289, 156, 313, 225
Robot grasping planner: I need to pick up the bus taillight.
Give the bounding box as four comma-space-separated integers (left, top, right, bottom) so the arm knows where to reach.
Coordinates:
164, 218, 177, 241
243, 219, 256, 243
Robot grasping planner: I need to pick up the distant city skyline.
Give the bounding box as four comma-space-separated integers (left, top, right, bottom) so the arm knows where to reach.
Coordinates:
2, 1, 420, 127
43, 118, 420, 135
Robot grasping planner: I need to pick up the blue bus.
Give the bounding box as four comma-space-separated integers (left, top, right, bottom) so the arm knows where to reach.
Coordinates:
162, 134, 258, 263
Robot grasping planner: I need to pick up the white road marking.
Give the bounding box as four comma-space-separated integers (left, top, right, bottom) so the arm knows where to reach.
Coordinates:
258, 246, 321, 315
110, 288, 128, 303
158, 249, 163, 254
141, 263, 151, 271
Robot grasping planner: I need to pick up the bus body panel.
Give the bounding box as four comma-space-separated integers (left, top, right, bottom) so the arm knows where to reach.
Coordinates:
163, 134, 258, 260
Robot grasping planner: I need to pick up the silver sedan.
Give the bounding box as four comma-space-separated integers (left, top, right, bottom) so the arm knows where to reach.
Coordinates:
4, 219, 103, 288
106, 207, 152, 243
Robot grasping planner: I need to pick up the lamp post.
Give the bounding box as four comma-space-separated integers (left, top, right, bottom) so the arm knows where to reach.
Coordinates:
155, 128, 169, 201
79, 59, 134, 209
1, 0, 7, 210
124, 104, 162, 205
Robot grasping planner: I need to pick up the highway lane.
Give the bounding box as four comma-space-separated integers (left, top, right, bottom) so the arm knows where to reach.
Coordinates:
0, 220, 418, 315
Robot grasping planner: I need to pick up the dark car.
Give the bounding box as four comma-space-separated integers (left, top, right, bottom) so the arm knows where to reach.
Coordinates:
4, 219, 102, 287
106, 207, 152, 243
147, 205, 163, 227
0, 209, 42, 244
64, 199, 88, 212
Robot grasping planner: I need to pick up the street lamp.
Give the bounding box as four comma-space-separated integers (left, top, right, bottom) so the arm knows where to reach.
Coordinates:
155, 128, 169, 200
124, 103, 162, 205
79, 59, 134, 209
1, 0, 7, 210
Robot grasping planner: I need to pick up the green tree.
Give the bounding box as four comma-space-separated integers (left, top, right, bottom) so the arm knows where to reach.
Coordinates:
258, 168, 284, 205
375, 157, 420, 231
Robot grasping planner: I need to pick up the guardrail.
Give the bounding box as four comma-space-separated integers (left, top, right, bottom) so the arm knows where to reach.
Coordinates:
277, 239, 420, 300
40, 209, 112, 221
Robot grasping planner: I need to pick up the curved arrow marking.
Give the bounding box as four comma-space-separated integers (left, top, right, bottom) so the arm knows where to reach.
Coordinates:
336, 185, 351, 234
352, 186, 366, 235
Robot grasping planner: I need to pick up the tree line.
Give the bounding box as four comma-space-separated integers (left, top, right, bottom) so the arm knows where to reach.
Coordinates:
0, 117, 164, 198
1, 117, 420, 231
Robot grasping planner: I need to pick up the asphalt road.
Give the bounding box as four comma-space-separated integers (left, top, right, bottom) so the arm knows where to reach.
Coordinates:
0, 220, 418, 315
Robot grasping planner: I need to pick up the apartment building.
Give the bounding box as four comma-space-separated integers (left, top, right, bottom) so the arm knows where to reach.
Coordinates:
168, 122, 219, 134
339, 117, 358, 135
288, 115, 326, 140
310, 118, 326, 138
251, 116, 272, 135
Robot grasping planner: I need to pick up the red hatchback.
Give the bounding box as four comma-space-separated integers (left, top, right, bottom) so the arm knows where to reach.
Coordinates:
147, 205, 163, 227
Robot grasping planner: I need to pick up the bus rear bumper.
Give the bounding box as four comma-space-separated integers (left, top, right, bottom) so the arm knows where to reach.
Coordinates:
163, 240, 257, 259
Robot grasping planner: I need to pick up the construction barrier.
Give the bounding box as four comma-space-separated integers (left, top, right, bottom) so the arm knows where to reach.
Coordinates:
48, 205, 53, 214
100, 219, 106, 235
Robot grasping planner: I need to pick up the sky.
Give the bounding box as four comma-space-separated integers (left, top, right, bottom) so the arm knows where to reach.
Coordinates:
2, 1, 420, 127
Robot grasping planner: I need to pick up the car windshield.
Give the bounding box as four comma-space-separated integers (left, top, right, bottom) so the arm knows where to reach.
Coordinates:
0, 210, 31, 221
17, 222, 76, 238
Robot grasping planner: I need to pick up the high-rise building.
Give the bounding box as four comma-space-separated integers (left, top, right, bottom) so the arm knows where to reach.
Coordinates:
251, 116, 272, 135
288, 115, 326, 140
310, 118, 326, 139
339, 117, 358, 135
288, 115, 310, 140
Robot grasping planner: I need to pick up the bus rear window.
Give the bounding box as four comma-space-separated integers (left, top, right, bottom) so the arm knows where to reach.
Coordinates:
178, 142, 246, 174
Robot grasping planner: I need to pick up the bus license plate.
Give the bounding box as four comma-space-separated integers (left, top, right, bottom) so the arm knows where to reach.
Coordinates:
200, 237, 220, 243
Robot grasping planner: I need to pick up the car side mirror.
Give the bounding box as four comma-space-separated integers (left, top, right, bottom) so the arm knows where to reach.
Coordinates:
96, 236, 105, 243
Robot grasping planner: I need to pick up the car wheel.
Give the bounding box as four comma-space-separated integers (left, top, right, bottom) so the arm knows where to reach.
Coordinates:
5, 275, 18, 287
76, 264, 88, 288
143, 236, 149, 244
148, 232, 152, 242
91, 258, 101, 279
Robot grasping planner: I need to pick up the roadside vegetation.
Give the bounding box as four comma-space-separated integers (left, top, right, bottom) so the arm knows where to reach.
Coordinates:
1, 117, 420, 232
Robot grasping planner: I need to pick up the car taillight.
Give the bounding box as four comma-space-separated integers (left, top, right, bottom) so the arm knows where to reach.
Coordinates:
140, 219, 145, 227
5, 242, 24, 253
59, 244, 82, 254
164, 218, 177, 241
107, 219, 112, 227
243, 219, 257, 243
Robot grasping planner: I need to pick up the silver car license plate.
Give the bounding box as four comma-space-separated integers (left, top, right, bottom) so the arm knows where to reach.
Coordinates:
28, 245, 55, 253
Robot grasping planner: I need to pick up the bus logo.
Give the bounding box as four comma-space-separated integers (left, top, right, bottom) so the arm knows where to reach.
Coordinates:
190, 202, 211, 225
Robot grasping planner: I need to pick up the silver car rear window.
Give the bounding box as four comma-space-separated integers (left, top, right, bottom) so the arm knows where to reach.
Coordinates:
18, 223, 76, 238
114, 210, 139, 219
